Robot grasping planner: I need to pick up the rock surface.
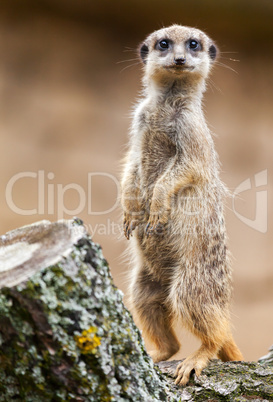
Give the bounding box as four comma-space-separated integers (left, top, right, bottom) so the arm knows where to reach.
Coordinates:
0, 219, 272, 401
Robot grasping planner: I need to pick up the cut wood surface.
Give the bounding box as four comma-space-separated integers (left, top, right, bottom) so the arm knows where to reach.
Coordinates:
0, 219, 272, 401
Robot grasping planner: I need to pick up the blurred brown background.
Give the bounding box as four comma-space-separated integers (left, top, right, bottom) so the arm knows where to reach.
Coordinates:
0, 0, 272, 362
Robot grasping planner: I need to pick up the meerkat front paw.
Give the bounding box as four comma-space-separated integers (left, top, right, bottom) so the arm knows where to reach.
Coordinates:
145, 215, 166, 237
123, 213, 142, 239
145, 204, 169, 237
174, 356, 208, 386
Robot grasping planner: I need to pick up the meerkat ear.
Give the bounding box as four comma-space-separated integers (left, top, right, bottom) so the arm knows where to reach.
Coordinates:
140, 43, 149, 64
208, 43, 218, 61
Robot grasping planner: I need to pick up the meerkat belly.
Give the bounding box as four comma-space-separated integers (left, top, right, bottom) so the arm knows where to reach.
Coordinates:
135, 190, 187, 279
135, 185, 223, 281
135, 225, 181, 282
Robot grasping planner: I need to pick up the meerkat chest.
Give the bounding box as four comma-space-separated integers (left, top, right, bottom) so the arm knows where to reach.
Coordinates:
137, 107, 179, 187
140, 103, 185, 137
141, 131, 176, 186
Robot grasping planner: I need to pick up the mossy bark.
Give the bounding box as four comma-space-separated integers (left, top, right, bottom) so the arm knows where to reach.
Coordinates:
0, 219, 272, 401
158, 359, 273, 401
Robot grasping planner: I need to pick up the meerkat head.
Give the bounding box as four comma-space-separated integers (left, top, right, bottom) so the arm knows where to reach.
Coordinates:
139, 25, 218, 92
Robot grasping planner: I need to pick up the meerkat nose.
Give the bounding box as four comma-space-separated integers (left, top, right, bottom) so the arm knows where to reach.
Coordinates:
174, 57, 186, 65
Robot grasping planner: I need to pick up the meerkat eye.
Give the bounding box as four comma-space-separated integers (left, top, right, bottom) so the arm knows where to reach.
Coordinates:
189, 40, 200, 50
158, 40, 169, 50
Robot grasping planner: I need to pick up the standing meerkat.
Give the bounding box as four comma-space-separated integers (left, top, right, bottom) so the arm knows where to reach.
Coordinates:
121, 24, 243, 386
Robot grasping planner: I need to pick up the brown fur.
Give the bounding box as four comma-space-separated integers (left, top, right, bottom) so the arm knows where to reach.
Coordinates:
121, 25, 243, 386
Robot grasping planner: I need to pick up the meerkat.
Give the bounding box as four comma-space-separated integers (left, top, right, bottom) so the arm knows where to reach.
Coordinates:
121, 24, 243, 386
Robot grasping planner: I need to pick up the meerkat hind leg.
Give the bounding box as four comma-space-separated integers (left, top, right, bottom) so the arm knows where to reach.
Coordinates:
174, 316, 236, 386
174, 339, 219, 386
130, 271, 180, 362
218, 335, 243, 362
147, 311, 180, 363
175, 332, 243, 385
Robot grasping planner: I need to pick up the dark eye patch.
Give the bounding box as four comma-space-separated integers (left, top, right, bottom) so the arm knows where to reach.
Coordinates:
187, 39, 201, 51
155, 38, 173, 51
159, 39, 169, 49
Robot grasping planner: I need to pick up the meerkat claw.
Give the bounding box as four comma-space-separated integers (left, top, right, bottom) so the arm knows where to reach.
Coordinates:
174, 364, 194, 386
123, 220, 130, 239
146, 217, 162, 237
145, 222, 150, 235
129, 221, 136, 236
124, 217, 140, 239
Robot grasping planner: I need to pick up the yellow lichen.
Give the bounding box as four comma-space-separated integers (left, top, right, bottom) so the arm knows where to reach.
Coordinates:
75, 327, 101, 354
